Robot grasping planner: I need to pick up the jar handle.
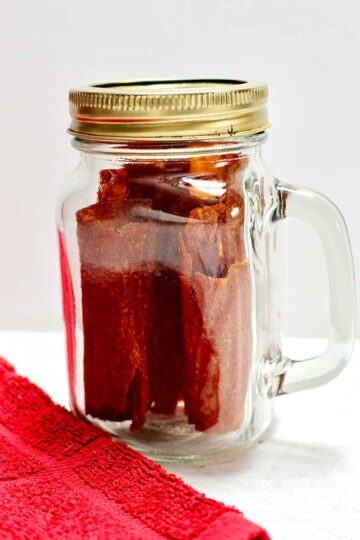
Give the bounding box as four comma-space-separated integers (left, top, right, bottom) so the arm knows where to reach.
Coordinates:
270, 182, 356, 395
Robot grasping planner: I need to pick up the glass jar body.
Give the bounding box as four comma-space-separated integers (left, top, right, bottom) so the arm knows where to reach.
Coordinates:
57, 135, 282, 460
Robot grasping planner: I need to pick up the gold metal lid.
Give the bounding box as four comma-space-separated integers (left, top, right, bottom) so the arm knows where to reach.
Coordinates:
68, 79, 269, 141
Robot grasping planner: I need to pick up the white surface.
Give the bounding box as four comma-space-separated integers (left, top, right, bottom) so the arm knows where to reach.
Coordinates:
0, 331, 359, 539
0, 0, 359, 336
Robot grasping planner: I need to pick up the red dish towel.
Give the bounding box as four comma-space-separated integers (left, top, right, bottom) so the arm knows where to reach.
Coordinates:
0, 357, 270, 540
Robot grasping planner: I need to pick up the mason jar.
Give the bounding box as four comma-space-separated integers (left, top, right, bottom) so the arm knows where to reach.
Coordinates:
57, 79, 355, 460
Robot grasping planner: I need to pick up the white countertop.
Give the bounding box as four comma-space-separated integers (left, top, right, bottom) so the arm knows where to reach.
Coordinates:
0, 331, 359, 540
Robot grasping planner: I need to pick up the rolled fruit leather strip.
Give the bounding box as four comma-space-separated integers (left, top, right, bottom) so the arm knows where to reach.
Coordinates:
190, 259, 253, 434
77, 160, 194, 430
180, 154, 252, 433
77, 201, 158, 430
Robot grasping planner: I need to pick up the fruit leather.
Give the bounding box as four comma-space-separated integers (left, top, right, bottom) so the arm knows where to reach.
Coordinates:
189, 261, 252, 434
77, 204, 159, 430
76, 154, 252, 433
179, 184, 252, 433
77, 163, 190, 430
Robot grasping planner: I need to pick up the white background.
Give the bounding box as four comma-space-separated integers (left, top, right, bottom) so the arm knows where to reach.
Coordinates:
0, 0, 359, 336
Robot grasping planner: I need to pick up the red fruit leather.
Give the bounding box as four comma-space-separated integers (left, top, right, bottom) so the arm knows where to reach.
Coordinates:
179, 189, 250, 432
76, 154, 251, 433
190, 261, 253, 434
77, 166, 188, 429
0, 357, 270, 539
77, 208, 158, 428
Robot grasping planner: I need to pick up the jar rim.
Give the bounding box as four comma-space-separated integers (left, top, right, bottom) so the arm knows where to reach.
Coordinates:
68, 78, 270, 141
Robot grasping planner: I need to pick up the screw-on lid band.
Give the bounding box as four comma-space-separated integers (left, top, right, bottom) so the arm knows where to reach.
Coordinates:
69, 79, 270, 141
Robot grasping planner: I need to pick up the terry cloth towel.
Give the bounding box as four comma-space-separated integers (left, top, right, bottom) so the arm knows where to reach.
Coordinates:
0, 357, 270, 540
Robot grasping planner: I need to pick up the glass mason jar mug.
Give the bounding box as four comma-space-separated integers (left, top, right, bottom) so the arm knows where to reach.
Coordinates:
58, 80, 355, 460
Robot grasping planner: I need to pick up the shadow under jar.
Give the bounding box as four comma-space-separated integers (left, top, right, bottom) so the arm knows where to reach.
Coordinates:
58, 80, 355, 461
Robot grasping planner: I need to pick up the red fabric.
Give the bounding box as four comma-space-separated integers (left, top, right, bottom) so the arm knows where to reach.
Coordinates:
0, 357, 270, 540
